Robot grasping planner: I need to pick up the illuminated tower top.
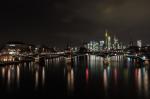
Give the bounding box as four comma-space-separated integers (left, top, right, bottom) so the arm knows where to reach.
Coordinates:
105, 29, 108, 37
105, 29, 110, 49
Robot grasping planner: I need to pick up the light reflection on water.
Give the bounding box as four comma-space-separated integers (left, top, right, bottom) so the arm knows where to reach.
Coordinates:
35, 68, 39, 89
71, 55, 150, 98
103, 69, 108, 92
0, 55, 149, 98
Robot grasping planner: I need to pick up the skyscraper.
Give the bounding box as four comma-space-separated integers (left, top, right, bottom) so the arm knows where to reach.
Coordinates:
108, 36, 111, 49
137, 40, 142, 47
105, 29, 108, 49
113, 35, 118, 49
105, 29, 111, 50
100, 40, 104, 50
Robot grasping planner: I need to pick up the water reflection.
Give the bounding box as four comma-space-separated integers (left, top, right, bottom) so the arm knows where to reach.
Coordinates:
123, 68, 129, 85
103, 69, 108, 91
70, 55, 150, 98
113, 68, 118, 85
34, 64, 47, 89
134, 67, 149, 98
144, 69, 149, 97
0, 61, 48, 91
0, 55, 149, 98
65, 62, 74, 93
7, 66, 11, 90
42, 67, 45, 87
35, 68, 39, 89
2, 67, 5, 78
1, 65, 19, 91
136, 68, 142, 95
85, 66, 89, 83
17, 65, 20, 88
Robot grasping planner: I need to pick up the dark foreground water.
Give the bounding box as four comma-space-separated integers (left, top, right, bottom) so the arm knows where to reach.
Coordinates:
0, 55, 150, 98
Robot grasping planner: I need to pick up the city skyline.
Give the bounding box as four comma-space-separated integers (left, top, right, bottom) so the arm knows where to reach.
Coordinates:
0, 30, 146, 49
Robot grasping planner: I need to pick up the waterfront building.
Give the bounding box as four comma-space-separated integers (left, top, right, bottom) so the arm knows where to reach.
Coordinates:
0, 42, 33, 55
0, 42, 35, 62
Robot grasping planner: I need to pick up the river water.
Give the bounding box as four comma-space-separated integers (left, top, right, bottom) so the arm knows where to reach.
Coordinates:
0, 55, 150, 98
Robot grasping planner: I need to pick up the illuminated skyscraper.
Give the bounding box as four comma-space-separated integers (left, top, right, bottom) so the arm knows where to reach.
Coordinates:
105, 29, 111, 50
100, 40, 104, 50
137, 40, 142, 47
87, 41, 99, 52
105, 30, 108, 49
113, 35, 119, 49
108, 36, 111, 49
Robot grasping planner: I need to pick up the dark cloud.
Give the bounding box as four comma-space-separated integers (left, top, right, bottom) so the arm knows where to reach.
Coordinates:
0, 0, 150, 47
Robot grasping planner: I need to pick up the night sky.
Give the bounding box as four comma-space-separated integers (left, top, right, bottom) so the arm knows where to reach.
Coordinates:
0, 0, 150, 47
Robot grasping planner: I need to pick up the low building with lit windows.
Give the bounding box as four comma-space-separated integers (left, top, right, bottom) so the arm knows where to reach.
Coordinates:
0, 42, 35, 62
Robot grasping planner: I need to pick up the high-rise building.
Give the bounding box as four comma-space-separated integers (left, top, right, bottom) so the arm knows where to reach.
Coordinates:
113, 35, 119, 49
87, 41, 100, 52
99, 40, 104, 50
105, 30, 111, 49
137, 40, 142, 47
104, 30, 112, 50
108, 36, 111, 49
105, 30, 108, 49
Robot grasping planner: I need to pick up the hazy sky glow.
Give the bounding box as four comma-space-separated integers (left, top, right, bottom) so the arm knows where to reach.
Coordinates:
0, 0, 150, 47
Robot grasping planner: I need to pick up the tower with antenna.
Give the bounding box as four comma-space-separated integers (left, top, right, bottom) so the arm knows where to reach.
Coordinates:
105, 29, 108, 49
104, 29, 111, 50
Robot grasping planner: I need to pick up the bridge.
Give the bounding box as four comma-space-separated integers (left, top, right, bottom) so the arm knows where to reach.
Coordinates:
125, 55, 150, 62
